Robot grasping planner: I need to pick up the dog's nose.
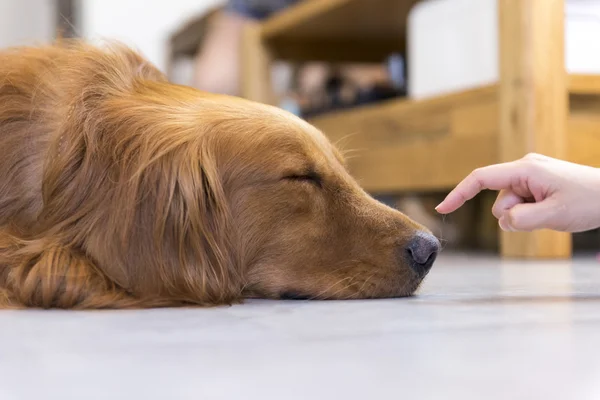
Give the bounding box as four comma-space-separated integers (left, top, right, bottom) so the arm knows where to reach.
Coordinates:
405, 233, 440, 277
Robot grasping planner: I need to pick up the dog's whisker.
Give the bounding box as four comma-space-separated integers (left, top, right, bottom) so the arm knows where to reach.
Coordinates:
311, 276, 354, 300
357, 272, 377, 296
333, 131, 361, 148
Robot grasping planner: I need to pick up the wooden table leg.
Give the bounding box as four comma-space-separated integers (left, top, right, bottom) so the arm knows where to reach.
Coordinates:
240, 22, 275, 104
498, 0, 572, 258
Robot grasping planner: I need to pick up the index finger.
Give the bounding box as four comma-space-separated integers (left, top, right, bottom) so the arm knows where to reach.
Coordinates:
435, 161, 525, 214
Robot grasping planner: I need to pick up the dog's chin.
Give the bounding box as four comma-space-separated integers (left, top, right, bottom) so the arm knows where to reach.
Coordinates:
243, 277, 424, 301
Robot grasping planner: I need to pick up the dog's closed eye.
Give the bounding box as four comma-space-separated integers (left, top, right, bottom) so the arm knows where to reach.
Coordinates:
283, 171, 322, 188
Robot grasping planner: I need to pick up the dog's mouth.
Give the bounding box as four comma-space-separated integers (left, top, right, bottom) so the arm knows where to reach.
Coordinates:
247, 273, 425, 301
279, 291, 311, 300
277, 279, 422, 301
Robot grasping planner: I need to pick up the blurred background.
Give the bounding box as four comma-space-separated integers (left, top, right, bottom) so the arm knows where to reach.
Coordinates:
3, 0, 600, 259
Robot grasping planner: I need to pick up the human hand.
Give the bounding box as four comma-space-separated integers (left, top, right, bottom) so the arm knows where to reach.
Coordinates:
435, 153, 600, 233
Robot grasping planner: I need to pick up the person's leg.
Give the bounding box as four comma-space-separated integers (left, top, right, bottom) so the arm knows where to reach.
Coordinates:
193, 10, 250, 96
194, 0, 301, 96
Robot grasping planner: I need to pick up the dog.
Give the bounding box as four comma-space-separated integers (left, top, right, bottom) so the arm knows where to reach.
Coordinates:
0, 41, 440, 309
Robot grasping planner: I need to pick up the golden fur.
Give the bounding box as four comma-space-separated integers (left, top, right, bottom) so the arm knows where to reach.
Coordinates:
0, 41, 437, 309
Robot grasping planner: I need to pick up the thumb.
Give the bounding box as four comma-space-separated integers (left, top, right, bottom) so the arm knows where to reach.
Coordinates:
504, 199, 559, 231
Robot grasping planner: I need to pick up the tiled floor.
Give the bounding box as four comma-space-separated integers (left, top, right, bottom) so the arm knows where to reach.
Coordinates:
2, 253, 600, 400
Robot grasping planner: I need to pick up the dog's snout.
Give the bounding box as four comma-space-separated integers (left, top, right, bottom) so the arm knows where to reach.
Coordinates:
405, 233, 440, 277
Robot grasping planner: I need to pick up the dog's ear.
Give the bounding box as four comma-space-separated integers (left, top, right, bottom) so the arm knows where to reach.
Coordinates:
110, 141, 242, 305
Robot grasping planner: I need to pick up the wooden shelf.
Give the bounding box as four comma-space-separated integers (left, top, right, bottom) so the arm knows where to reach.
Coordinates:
260, 0, 423, 62
309, 86, 498, 192
309, 75, 600, 193
568, 74, 600, 96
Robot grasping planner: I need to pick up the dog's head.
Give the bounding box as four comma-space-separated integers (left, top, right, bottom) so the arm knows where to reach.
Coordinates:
54, 74, 438, 304
210, 96, 440, 301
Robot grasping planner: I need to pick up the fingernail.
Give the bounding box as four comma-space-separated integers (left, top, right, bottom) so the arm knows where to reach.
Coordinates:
498, 220, 507, 231
500, 222, 515, 232
504, 215, 517, 232
499, 216, 512, 232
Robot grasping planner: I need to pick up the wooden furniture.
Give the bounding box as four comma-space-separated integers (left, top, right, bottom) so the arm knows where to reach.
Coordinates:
241, 0, 600, 259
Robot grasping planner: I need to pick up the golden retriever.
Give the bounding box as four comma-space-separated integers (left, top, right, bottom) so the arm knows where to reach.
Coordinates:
0, 41, 440, 309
